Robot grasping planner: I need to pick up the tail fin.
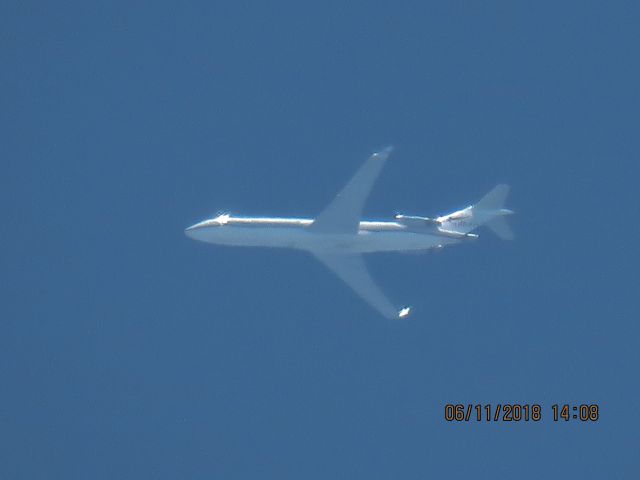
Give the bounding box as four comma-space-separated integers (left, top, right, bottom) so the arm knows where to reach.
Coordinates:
437, 184, 514, 239
475, 184, 510, 211
474, 184, 514, 240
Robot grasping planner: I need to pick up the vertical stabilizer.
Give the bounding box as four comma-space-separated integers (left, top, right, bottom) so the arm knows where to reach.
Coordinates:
473, 184, 514, 240
475, 184, 510, 211
437, 184, 514, 239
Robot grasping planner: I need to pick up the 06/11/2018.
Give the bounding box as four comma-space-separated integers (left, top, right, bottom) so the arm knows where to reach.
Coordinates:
444, 404, 600, 422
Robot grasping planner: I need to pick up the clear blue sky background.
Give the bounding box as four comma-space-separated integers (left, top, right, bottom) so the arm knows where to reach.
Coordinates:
2, 1, 639, 478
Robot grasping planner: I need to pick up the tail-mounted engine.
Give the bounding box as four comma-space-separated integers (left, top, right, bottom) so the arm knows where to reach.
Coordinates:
394, 214, 441, 227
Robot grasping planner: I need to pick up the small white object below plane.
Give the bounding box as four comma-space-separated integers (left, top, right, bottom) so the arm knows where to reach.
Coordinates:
185, 147, 514, 319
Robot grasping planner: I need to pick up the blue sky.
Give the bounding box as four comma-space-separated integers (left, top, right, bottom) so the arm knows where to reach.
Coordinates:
2, 1, 639, 478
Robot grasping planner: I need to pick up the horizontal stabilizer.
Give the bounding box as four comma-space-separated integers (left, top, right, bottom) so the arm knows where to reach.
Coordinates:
487, 215, 514, 240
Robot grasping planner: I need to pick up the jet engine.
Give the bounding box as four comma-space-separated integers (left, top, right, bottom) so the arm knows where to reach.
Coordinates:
394, 214, 441, 227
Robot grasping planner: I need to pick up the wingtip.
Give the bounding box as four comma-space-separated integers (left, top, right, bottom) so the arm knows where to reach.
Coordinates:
373, 146, 394, 160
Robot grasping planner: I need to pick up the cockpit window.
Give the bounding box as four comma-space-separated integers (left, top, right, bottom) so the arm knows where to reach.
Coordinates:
213, 213, 231, 225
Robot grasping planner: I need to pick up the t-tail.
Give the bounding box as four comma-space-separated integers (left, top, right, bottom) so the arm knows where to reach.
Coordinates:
437, 184, 514, 240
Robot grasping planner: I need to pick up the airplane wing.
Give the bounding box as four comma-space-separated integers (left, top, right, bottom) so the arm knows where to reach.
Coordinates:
309, 147, 393, 233
311, 251, 410, 319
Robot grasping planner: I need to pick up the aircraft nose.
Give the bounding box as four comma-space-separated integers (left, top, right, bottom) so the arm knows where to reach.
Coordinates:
185, 220, 208, 238
185, 218, 221, 239
185, 224, 198, 238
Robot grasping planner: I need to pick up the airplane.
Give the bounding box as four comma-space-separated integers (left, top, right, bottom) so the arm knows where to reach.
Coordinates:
185, 147, 514, 319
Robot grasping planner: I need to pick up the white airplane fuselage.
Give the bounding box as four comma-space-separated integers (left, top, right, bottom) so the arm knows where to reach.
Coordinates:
185, 216, 458, 254
185, 147, 513, 319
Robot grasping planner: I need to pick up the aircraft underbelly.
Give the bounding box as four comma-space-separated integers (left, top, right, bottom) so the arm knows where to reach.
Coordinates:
188, 226, 308, 248
189, 226, 447, 253
345, 231, 448, 253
